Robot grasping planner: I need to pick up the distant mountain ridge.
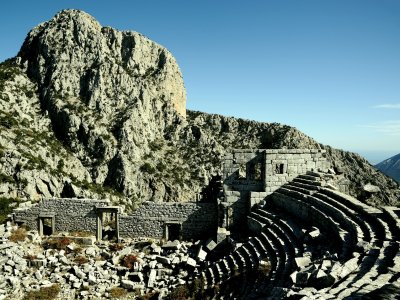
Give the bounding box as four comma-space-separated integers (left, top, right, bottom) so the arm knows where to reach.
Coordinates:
376, 153, 400, 182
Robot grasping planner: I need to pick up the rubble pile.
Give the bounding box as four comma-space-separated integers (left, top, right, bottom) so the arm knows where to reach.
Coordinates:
0, 223, 209, 299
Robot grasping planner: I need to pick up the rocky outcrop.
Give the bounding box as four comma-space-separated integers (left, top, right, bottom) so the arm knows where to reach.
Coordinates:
376, 153, 400, 183
0, 9, 399, 207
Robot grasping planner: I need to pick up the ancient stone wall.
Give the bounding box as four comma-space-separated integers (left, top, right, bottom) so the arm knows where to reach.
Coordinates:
264, 149, 329, 193
13, 198, 217, 241
12, 198, 109, 233
221, 149, 329, 228
119, 201, 217, 240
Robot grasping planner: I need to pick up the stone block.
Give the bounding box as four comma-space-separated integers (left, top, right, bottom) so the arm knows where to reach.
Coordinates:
295, 257, 311, 269
186, 257, 197, 267
204, 238, 217, 252
197, 247, 207, 261
147, 269, 156, 288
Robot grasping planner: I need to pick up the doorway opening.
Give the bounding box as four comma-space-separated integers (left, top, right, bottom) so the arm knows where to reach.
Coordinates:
165, 223, 181, 241
38, 214, 55, 236
97, 207, 119, 241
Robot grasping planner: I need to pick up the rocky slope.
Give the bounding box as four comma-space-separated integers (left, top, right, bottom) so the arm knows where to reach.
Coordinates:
375, 153, 400, 183
0, 9, 399, 210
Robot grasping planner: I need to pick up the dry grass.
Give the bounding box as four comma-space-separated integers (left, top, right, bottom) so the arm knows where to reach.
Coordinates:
69, 231, 92, 237
24, 284, 61, 300
74, 255, 89, 265
10, 227, 27, 242
121, 254, 138, 270
109, 242, 124, 252
43, 237, 72, 250
109, 286, 127, 299
24, 254, 37, 261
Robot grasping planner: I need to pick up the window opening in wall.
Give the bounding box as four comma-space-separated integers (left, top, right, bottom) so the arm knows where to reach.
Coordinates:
251, 162, 262, 181
238, 164, 246, 179
276, 163, 285, 174
165, 223, 181, 241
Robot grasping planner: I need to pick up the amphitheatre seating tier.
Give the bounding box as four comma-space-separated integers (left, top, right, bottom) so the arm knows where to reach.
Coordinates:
201, 171, 400, 299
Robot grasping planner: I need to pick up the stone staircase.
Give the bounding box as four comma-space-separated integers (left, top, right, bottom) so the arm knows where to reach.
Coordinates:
201, 172, 400, 299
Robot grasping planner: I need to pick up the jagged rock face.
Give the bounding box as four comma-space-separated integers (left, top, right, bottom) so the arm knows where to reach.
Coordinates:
19, 9, 186, 118
0, 9, 399, 207
375, 153, 400, 183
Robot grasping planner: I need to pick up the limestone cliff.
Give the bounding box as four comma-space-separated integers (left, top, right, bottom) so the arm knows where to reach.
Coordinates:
0, 9, 398, 209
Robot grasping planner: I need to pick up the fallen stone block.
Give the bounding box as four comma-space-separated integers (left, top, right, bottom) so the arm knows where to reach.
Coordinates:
295, 257, 311, 269
204, 238, 217, 252
147, 269, 157, 288
186, 257, 197, 268
311, 269, 335, 288
217, 227, 230, 244
196, 247, 207, 261
290, 270, 311, 286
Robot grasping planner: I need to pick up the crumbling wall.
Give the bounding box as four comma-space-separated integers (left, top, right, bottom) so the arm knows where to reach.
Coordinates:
119, 202, 217, 240
13, 198, 217, 241
13, 198, 109, 232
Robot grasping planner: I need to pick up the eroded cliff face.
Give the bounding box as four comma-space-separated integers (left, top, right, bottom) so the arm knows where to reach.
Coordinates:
0, 9, 398, 208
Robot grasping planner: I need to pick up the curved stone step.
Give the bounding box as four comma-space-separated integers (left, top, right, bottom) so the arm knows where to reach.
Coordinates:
312, 192, 372, 242
305, 188, 400, 298
292, 177, 322, 186
256, 208, 303, 256
289, 181, 320, 192
271, 190, 347, 257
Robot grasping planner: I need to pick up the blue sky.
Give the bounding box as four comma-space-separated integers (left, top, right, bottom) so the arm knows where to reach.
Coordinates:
0, 1, 399, 163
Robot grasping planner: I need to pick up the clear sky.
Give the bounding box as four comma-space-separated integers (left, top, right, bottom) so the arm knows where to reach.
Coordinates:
1, 1, 399, 163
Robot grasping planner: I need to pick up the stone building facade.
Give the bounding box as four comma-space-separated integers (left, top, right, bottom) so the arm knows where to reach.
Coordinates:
220, 149, 329, 231
13, 198, 217, 241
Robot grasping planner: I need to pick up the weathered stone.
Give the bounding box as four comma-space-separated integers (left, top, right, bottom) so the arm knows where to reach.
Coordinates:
363, 183, 381, 193
295, 257, 312, 269
196, 247, 207, 261
204, 239, 217, 252
186, 257, 197, 268
162, 240, 181, 250
147, 269, 157, 288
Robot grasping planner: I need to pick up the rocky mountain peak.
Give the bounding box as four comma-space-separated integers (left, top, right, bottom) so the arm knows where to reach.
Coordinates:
18, 9, 186, 118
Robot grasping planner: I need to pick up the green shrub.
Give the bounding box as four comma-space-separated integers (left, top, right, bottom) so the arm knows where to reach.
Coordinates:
0, 173, 14, 184
57, 159, 64, 171
24, 284, 61, 300
140, 162, 155, 174
0, 112, 18, 129
0, 197, 16, 224
0, 59, 21, 90
168, 285, 189, 300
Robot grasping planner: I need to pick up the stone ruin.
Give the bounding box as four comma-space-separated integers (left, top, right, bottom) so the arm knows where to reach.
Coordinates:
10, 149, 400, 298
